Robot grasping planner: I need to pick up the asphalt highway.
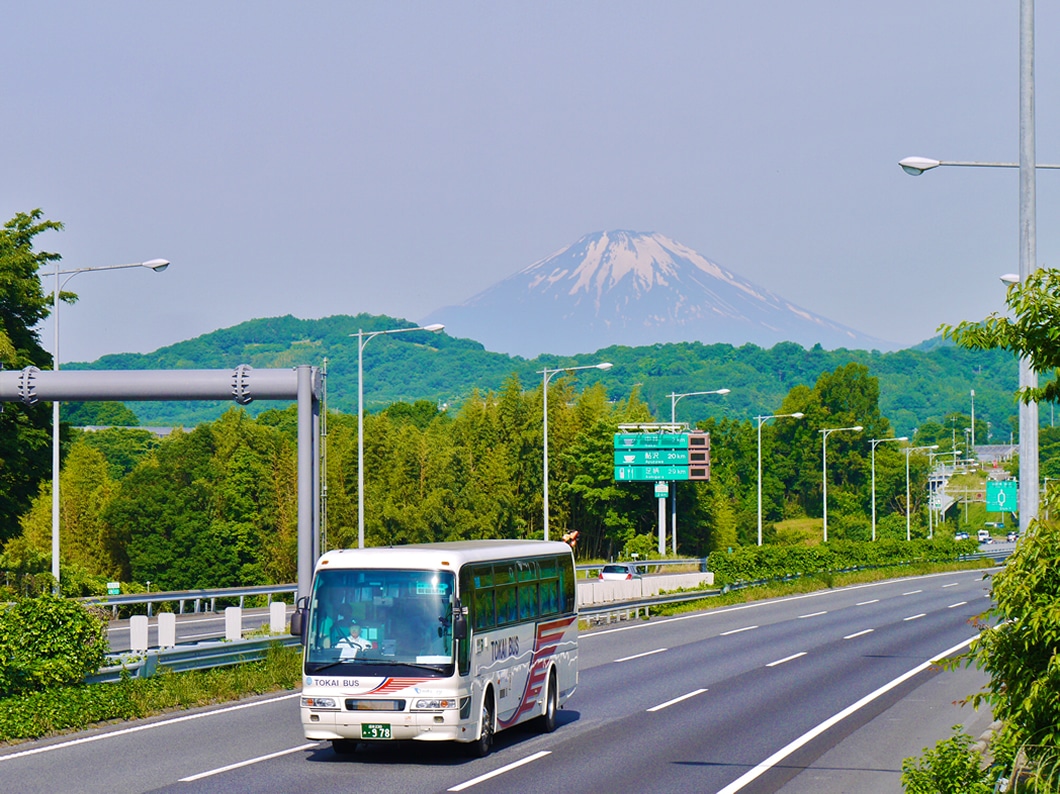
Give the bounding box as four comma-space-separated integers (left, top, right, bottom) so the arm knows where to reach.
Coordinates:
4, 568, 994, 793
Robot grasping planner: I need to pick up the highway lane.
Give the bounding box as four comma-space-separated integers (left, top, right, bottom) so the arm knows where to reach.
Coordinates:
1, 568, 993, 793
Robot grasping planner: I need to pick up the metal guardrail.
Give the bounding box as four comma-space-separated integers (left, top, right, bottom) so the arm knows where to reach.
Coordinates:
80, 584, 298, 617
87, 636, 302, 684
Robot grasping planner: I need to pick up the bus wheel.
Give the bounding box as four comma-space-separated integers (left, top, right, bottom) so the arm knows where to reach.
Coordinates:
539, 671, 558, 733
469, 692, 495, 758
332, 739, 358, 756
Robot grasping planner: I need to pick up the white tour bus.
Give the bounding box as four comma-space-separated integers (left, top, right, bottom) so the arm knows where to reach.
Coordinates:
291, 539, 578, 757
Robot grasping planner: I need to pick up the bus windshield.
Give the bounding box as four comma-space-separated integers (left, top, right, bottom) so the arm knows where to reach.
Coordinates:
306, 568, 455, 674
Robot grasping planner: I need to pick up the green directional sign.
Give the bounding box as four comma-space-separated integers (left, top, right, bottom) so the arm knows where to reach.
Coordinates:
614, 433, 689, 449
613, 449, 690, 465
614, 465, 691, 481
986, 480, 1018, 513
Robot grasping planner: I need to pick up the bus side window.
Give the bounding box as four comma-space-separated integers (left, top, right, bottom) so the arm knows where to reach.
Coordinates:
496, 584, 517, 626
473, 587, 495, 630
518, 582, 538, 620
540, 579, 559, 617
559, 555, 576, 613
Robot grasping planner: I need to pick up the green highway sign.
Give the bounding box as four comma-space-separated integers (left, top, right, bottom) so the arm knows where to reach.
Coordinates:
614, 433, 689, 449
614, 449, 690, 465
614, 465, 691, 481
986, 480, 1018, 513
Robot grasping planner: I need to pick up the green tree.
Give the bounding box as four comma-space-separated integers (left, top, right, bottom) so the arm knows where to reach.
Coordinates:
0, 211, 65, 543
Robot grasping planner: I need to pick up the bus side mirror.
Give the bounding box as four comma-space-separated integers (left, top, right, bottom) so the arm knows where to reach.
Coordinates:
452, 598, 468, 641
290, 596, 308, 643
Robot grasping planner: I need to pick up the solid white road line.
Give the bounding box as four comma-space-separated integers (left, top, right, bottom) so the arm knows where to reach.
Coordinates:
615, 648, 667, 663
0, 692, 302, 763
647, 688, 708, 712
716, 623, 758, 636
714, 635, 977, 794
180, 743, 318, 782
766, 652, 807, 668
843, 629, 874, 640
447, 751, 552, 791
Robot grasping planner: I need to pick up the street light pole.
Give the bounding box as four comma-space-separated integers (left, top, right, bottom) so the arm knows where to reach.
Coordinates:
820, 425, 863, 543
48, 258, 169, 590
668, 388, 730, 554
353, 323, 444, 549
904, 444, 939, 541
899, 2, 1048, 532
756, 412, 804, 546
869, 436, 908, 541
541, 362, 612, 542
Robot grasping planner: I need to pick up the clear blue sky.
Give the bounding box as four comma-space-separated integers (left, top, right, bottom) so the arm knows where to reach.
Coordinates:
3, 2, 1058, 362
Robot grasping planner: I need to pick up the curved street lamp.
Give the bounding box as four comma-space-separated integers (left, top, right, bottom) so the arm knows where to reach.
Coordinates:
49, 258, 170, 588
904, 444, 939, 541
541, 362, 612, 541
351, 323, 444, 549
756, 412, 804, 546
668, 388, 730, 554
820, 425, 863, 543
869, 437, 908, 541
899, 141, 1059, 533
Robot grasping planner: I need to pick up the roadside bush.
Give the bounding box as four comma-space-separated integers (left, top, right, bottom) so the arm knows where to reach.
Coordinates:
0, 594, 108, 697
901, 725, 993, 793
706, 538, 977, 586
955, 518, 1060, 787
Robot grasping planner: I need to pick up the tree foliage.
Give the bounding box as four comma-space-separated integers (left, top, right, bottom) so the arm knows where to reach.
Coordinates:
0, 211, 65, 543
0, 594, 107, 697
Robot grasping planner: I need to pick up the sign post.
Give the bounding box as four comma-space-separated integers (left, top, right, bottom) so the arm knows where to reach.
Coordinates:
613, 426, 712, 555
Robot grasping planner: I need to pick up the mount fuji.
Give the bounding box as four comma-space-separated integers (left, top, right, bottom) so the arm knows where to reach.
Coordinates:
423, 230, 895, 357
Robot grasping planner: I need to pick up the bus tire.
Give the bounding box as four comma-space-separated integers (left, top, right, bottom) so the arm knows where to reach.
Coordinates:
539, 670, 558, 733
331, 739, 359, 756
469, 690, 495, 758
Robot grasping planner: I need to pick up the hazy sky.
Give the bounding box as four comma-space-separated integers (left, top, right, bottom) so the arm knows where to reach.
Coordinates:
3, 2, 1058, 363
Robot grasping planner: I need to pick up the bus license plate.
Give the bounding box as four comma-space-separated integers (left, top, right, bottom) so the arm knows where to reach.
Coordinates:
362, 723, 392, 740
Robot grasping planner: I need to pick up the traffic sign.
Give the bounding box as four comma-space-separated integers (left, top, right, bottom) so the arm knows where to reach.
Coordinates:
614, 433, 689, 449
614, 449, 690, 465
654, 482, 670, 498
986, 480, 1018, 513
615, 465, 690, 481
613, 430, 711, 481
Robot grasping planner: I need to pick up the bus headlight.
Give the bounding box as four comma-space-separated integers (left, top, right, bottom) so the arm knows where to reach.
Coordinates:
302, 696, 339, 710
412, 698, 458, 711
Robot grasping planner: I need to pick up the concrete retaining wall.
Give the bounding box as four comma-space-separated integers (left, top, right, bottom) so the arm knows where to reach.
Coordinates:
577, 572, 715, 607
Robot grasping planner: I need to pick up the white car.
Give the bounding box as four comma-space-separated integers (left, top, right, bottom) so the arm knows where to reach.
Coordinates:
598, 563, 643, 581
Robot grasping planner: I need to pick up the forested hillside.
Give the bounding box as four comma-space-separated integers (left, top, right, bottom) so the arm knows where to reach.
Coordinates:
65, 314, 1021, 441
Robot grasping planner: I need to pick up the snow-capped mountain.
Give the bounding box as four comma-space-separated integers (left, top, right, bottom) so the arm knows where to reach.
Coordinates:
423, 230, 895, 357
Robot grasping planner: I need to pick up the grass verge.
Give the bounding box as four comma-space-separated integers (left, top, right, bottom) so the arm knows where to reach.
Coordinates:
0, 642, 301, 745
